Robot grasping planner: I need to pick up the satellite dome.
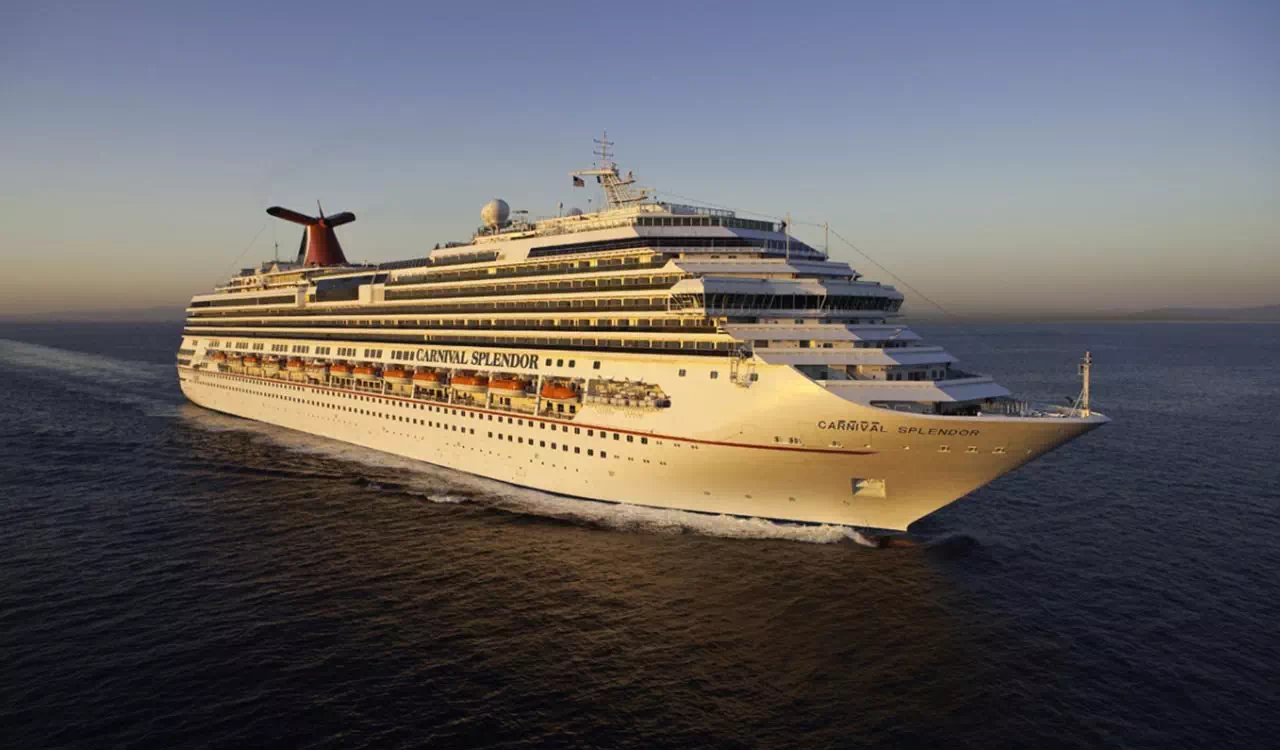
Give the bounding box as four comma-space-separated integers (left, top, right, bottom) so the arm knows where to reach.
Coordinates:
566, 207, 584, 217
480, 198, 510, 228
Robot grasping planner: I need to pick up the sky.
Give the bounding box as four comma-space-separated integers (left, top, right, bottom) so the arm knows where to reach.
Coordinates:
1, 0, 1277, 317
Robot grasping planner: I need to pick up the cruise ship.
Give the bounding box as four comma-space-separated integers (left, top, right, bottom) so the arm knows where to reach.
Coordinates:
177, 141, 1108, 531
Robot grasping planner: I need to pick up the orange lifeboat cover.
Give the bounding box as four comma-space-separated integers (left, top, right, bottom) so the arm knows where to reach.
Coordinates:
540, 383, 578, 400
490, 378, 528, 391
384, 367, 409, 378
413, 370, 440, 382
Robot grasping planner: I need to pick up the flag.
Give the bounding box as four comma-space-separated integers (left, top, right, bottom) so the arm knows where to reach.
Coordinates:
572, 176, 584, 187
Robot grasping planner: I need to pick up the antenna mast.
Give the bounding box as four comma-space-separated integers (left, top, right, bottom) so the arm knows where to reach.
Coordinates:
571, 131, 652, 210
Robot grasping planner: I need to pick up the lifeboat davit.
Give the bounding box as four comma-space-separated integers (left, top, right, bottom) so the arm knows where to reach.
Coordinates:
451, 374, 489, 394
353, 364, 378, 381
412, 369, 443, 385
383, 367, 411, 385
540, 382, 580, 402
330, 362, 352, 377
286, 358, 305, 371
489, 377, 529, 394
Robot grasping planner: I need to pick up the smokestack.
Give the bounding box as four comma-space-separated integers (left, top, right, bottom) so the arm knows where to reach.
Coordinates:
266, 205, 354, 266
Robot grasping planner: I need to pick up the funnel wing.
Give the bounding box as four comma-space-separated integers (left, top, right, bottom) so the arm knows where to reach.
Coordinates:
267, 206, 318, 225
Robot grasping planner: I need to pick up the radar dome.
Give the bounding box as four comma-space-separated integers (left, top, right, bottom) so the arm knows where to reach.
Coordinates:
566, 207, 584, 217
480, 198, 510, 228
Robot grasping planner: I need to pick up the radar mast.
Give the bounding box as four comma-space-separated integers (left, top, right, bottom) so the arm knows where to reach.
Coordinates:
570, 131, 653, 210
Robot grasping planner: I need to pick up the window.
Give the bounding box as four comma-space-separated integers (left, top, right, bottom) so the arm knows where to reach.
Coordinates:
710, 371, 719, 379
568, 360, 576, 368
679, 369, 687, 377
593, 361, 601, 370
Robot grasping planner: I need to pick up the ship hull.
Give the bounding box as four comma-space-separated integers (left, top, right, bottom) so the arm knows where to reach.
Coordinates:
178, 364, 1105, 531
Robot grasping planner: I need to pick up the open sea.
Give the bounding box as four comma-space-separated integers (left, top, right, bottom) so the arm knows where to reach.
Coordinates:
1, 320, 1277, 749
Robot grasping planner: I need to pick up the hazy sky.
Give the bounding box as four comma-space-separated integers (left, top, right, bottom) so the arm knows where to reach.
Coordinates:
2, 0, 1277, 317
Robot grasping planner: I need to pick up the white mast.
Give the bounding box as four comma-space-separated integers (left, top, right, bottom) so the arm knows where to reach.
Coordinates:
1079, 351, 1092, 417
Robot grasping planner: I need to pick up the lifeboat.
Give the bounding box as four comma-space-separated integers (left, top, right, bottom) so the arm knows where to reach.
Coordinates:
286, 358, 305, 371
451, 374, 489, 394
540, 382, 580, 403
263, 357, 282, 374
489, 377, 529, 394
227, 353, 243, 365
383, 367, 411, 385
353, 364, 379, 381
244, 355, 261, 367
210, 352, 228, 363
330, 362, 352, 377
305, 362, 328, 377
412, 369, 443, 385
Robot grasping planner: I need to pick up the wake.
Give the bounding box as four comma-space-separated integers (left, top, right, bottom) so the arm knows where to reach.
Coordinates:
0, 338, 180, 416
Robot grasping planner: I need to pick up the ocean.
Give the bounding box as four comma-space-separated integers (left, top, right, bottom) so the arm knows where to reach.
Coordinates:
1, 321, 1277, 749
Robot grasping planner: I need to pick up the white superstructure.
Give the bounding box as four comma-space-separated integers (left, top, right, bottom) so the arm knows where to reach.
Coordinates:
176, 142, 1108, 531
